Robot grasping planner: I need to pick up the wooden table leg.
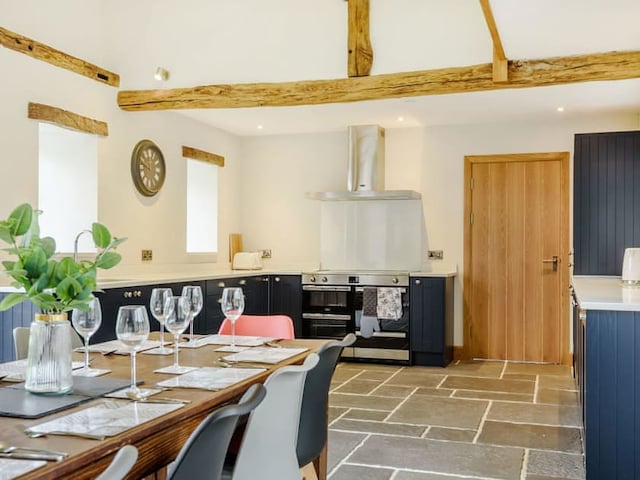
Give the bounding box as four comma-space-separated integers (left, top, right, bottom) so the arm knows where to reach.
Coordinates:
312, 443, 327, 480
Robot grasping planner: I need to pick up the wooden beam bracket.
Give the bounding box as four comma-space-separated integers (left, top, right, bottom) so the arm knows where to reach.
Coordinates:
182, 146, 224, 167
479, 0, 508, 83
28, 102, 108, 136
1, 26, 120, 87
347, 0, 373, 77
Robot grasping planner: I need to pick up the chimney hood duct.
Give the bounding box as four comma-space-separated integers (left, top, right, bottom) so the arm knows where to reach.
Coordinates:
306, 125, 421, 201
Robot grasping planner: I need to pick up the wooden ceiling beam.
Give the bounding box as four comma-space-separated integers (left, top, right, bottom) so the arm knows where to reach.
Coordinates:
182, 146, 224, 167
479, 0, 508, 83
28, 102, 108, 136
0, 26, 119, 87
347, 0, 373, 77
117, 50, 640, 111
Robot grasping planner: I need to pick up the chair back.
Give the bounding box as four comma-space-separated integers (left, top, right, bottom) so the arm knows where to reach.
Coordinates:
13, 326, 83, 360
95, 445, 138, 480
296, 333, 356, 467
218, 314, 295, 339
232, 353, 319, 480
168, 383, 266, 480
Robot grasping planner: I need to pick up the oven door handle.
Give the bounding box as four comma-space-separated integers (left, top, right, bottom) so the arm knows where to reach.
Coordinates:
303, 285, 352, 292
302, 313, 352, 321
355, 330, 407, 339
354, 287, 407, 293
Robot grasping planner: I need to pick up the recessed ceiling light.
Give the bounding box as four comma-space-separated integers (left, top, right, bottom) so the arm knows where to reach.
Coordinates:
397, 116, 404, 122
257, 125, 264, 130
557, 106, 565, 112
154, 67, 170, 81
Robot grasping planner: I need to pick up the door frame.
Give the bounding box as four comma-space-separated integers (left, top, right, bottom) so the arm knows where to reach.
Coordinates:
463, 152, 571, 364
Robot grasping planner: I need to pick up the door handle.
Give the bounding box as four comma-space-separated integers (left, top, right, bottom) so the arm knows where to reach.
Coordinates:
543, 255, 559, 272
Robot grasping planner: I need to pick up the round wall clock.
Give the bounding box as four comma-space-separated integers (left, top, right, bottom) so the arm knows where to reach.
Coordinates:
130, 139, 166, 197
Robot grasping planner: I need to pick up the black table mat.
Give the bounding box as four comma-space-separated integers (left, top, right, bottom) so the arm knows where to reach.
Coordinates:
0, 376, 131, 419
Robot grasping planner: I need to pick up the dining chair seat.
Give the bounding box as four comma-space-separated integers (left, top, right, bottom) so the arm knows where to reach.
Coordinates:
167, 383, 266, 480
218, 314, 295, 339
13, 326, 84, 360
95, 445, 138, 480
229, 353, 319, 480
296, 334, 356, 476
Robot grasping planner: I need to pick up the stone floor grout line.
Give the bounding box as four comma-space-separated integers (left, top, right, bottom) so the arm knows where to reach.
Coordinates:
330, 370, 367, 394
330, 428, 432, 440
519, 449, 529, 480
326, 433, 372, 479
420, 425, 431, 438
328, 408, 353, 428
449, 389, 457, 398
479, 418, 582, 429
533, 374, 540, 403
381, 386, 420, 422
499, 361, 508, 379
471, 400, 492, 444
366, 366, 407, 396
374, 464, 501, 480
436, 374, 449, 389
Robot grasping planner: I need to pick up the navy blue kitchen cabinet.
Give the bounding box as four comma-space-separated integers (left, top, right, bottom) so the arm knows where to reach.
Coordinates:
574, 308, 640, 479
409, 276, 454, 367
574, 130, 640, 275
269, 275, 302, 337
0, 293, 38, 362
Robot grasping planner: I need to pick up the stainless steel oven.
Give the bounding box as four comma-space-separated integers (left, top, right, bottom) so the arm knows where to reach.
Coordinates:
302, 272, 410, 363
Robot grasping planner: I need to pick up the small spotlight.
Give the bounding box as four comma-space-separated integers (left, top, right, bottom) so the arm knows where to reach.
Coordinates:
257, 125, 264, 130
557, 106, 565, 112
154, 67, 170, 81
397, 116, 404, 122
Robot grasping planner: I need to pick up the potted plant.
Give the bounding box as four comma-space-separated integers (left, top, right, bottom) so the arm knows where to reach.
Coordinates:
0, 203, 126, 394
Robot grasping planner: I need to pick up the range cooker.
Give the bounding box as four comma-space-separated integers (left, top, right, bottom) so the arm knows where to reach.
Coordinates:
302, 271, 410, 363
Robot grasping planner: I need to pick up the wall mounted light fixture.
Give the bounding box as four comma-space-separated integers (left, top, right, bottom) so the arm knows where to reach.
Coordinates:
154, 67, 170, 81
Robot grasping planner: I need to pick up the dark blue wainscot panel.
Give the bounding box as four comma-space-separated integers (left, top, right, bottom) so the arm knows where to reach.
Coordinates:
0, 294, 38, 362
585, 309, 640, 479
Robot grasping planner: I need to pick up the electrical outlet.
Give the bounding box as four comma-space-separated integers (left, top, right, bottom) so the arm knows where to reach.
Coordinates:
428, 250, 443, 260
141, 249, 153, 261
261, 249, 272, 259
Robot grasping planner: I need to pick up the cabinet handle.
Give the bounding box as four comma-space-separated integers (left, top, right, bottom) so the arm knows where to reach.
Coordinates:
274, 277, 280, 283
123, 291, 132, 298
217, 298, 222, 304
134, 290, 142, 297
217, 282, 225, 288
415, 279, 421, 285
579, 309, 586, 326
239, 279, 247, 286
263, 277, 269, 282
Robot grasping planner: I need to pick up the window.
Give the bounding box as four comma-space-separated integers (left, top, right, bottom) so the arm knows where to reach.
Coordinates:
186, 159, 218, 253
38, 123, 98, 253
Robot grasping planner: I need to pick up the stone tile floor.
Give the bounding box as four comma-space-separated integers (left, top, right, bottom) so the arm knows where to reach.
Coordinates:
327, 360, 585, 480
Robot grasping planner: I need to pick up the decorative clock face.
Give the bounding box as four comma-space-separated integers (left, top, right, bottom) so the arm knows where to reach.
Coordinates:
131, 140, 166, 197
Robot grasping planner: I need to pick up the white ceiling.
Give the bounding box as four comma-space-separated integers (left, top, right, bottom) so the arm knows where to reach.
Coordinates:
83, 1, 640, 134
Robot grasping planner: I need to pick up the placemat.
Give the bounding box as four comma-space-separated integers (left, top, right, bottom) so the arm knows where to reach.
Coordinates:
0, 376, 131, 419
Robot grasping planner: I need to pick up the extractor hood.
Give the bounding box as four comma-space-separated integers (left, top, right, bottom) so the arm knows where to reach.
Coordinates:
306, 125, 421, 201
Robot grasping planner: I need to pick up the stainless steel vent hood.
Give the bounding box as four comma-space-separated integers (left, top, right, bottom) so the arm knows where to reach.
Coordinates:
306, 125, 421, 201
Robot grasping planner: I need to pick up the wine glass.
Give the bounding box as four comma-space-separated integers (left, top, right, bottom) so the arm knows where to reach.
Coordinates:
71, 296, 102, 374
115, 305, 150, 394
181, 285, 203, 343
149, 288, 173, 354
163, 296, 193, 373
221, 287, 245, 348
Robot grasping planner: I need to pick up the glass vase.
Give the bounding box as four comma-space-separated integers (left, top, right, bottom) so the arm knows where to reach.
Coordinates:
25, 313, 73, 395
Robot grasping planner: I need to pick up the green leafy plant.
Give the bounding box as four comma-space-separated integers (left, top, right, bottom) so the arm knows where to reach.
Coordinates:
0, 203, 126, 313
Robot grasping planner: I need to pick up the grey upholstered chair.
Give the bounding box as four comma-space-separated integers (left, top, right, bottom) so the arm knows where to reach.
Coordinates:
95, 445, 138, 480
167, 383, 266, 480
230, 353, 319, 480
296, 334, 356, 479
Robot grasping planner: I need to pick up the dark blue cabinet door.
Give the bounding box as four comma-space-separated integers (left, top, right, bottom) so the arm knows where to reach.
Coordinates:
269, 275, 302, 337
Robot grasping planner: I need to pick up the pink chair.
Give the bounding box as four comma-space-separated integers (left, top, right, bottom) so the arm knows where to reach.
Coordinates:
218, 315, 295, 339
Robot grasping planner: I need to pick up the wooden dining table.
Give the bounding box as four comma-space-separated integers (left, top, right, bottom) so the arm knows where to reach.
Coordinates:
0, 336, 329, 480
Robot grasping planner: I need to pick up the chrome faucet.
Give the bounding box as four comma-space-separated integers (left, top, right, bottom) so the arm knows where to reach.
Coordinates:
73, 229, 93, 262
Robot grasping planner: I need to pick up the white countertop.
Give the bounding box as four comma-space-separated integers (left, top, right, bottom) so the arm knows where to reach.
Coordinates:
573, 275, 640, 311
0, 265, 457, 293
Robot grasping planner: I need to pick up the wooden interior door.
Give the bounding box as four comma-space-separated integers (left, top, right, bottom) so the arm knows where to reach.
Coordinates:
463, 153, 569, 364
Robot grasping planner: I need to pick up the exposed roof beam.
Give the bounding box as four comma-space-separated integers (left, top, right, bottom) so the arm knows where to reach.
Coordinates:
478, 0, 508, 82
117, 50, 640, 111
28, 102, 108, 136
0, 26, 119, 87
347, 0, 373, 77
182, 146, 224, 166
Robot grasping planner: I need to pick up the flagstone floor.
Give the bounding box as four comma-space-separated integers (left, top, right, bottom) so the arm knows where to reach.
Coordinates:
327, 360, 585, 480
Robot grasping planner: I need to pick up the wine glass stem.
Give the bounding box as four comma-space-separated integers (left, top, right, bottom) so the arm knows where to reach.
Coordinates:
173, 335, 180, 368
131, 351, 137, 391
159, 323, 165, 348
231, 321, 236, 348
189, 314, 194, 342
84, 337, 90, 370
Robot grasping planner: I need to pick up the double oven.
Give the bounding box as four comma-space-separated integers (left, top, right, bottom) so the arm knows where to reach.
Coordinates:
302, 272, 410, 363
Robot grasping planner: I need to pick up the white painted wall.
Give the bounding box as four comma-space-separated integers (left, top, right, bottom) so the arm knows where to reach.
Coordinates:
0, 5, 242, 275
238, 114, 640, 345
